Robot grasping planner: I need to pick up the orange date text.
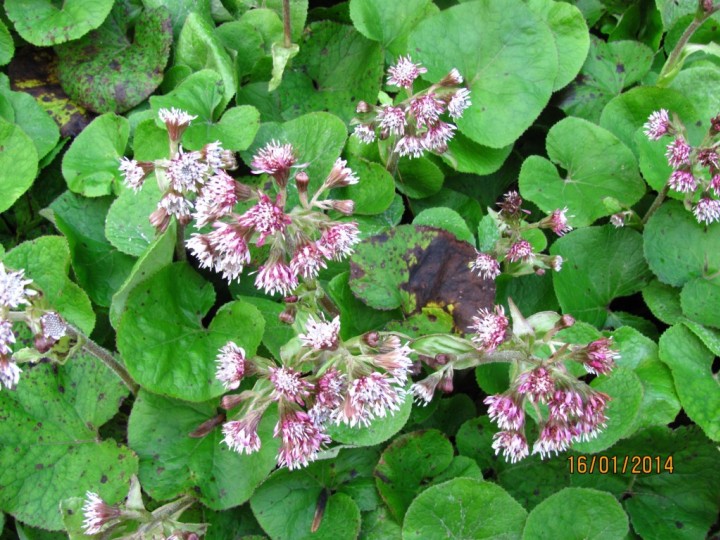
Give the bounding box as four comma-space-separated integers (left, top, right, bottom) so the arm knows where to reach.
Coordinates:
567, 455, 674, 474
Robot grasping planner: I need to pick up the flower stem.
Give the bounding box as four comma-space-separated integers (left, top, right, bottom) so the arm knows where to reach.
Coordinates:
67, 325, 139, 395
642, 185, 669, 224
282, 0, 292, 48
386, 148, 400, 177
175, 220, 187, 262
657, 4, 718, 86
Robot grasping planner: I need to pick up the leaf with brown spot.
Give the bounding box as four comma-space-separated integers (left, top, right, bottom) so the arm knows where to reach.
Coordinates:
349, 225, 495, 332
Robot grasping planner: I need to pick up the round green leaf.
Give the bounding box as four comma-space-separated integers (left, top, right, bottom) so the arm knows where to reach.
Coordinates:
132, 118, 171, 162
360, 507, 402, 540
250, 449, 374, 540
396, 157, 444, 199
519, 117, 645, 228
334, 156, 395, 215
4, 0, 114, 46
559, 37, 654, 122
0, 85, 60, 160
644, 200, 720, 287
409, 0, 558, 148
522, 488, 628, 540
4, 236, 95, 335
669, 66, 720, 123
276, 22, 383, 123
50, 192, 136, 307
527, 0, 590, 91
56, 7, 172, 114
128, 391, 279, 509
0, 356, 135, 530
551, 226, 651, 327
326, 392, 412, 446
681, 276, 720, 328
176, 12, 237, 112
0, 19, 14, 66
659, 324, 720, 441
0, 116, 38, 213
572, 367, 644, 453
413, 207, 474, 244
105, 182, 162, 257
117, 263, 265, 402
497, 456, 571, 511
349, 0, 433, 51
374, 430, 454, 521
456, 417, 500, 472
61, 113, 129, 197
403, 478, 527, 540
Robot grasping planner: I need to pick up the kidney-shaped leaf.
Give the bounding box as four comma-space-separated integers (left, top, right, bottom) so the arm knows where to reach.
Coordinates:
117, 263, 265, 402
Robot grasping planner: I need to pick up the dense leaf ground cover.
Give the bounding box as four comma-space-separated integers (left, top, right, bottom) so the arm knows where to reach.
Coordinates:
0, 0, 719, 539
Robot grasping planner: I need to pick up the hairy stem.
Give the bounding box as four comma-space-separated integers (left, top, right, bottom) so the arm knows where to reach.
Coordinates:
642, 185, 669, 224
386, 148, 401, 177
282, 0, 292, 48
68, 325, 140, 395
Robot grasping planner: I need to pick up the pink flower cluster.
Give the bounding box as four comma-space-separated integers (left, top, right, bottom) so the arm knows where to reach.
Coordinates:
353, 56, 471, 158
644, 109, 720, 225
0, 263, 67, 390
187, 142, 362, 296
219, 320, 412, 470
119, 109, 238, 233
469, 191, 569, 281
486, 337, 618, 463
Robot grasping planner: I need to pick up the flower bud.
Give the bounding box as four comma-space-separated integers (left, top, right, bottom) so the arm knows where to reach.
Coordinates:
279, 308, 296, 324
356, 101, 372, 114
331, 200, 355, 216
221, 394, 245, 410
189, 414, 225, 438
363, 331, 380, 347
440, 68, 464, 86
560, 314, 575, 328
295, 171, 310, 193
284, 295, 299, 304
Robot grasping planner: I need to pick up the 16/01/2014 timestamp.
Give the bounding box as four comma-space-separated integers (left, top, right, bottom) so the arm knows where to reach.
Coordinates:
568, 455, 674, 474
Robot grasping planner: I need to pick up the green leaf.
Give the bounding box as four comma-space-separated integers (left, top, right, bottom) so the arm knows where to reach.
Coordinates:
242, 112, 348, 196
551, 226, 651, 327
142, 0, 212, 38
326, 272, 401, 340
412, 207, 474, 244
55, 6, 173, 114
105, 182, 162, 257
0, 19, 15, 66
409, 0, 558, 148
277, 22, 383, 123
403, 478, 527, 540
109, 221, 176, 329
559, 37, 654, 122
265, 0, 308, 42
50, 191, 135, 307
658, 324, 720, 441
61, 113, 129, 197
0, 355, 135, 530
599, 86, 699, 156
681, 276, 720, 328
360, 507, 402, 540
132, 118, 170, 162
522, 488, 628, 539
176, 12, 237, 111
496, 272, 560, 316
642, 280, 683, 325
668, 66, 720, 123
237, 296, 295, 360
413, 394, 477, 437
497, 456, 571, 511
572, 367, 644, 453
334, 156, 395, 215
326, 392, 412, 446
570, 426, 720, 540
250, 448, 375, 540
527, 0, 590, 91
456, 417, 499, 472
644, 200, 720, 287
374, 430, 454, 521
611, 327, 680, 430
441, 134, 512, 176
0, 85, 60, 160
519, 117, 645, 227
4, 236, 95, 335
395, 157, 444, 199
128, 391, 279, 508
656, 0, 701, 30
117, 263, 265, 402
349, 0, 436, 56
0, 117, 38, 213
4, 0, 114, 46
